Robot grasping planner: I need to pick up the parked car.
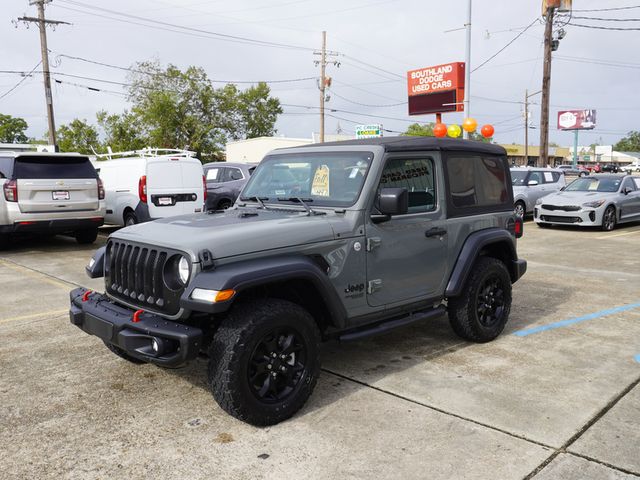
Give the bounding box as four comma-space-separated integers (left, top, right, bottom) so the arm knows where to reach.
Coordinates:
557, 164, 588, 176
94, 148, 205, 226
71, 137, 526, 426
534, 174, 640, 231
620, 162, 640, 174
0, 152, 105, 248
601, 164, 621, 173
203, 162, 256, 211
511, 167, 566, 217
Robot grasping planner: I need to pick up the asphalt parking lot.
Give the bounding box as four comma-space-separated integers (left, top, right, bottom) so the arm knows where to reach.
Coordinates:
1, 220, 639, 480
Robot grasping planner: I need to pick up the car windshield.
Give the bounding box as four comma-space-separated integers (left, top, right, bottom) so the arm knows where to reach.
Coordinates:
242, 151, 373, 207
511, 170, 528, 186
565, 177, 621, 193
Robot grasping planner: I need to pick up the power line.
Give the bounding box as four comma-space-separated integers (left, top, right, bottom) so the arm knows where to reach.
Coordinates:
328, 89, 406, 108
0, 62, 41, 101
571, 15, 640, 21
572, 5, 640, 12
472, 18, 541, 73
568, 22, 640, 31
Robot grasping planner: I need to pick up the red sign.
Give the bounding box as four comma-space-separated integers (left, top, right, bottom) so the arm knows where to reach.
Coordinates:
407, 62, 465, 115
557, 110, 596, 130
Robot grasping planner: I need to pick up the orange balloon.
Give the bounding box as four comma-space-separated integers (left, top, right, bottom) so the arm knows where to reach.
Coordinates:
481, 124, 495, 138
433, 123, 447, 137
462, 117, 478, 133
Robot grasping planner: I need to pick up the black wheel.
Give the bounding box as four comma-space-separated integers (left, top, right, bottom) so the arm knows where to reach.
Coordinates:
448, 257, 512, 343
217, 200, 232, 210
75, 228, 98, 244
124, 211, 138, 226
514, 201, 526, 218
103, 341, 145, 364
601, 205, 616, 231
208, 299, 320, 426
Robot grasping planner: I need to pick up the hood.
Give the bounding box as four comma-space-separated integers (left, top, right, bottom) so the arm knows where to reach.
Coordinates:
540, 190, 618, 206
112, 207, 336, 261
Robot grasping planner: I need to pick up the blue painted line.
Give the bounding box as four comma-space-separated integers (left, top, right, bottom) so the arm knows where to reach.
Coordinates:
634, 354, 640, 364
514, 302, 640, 337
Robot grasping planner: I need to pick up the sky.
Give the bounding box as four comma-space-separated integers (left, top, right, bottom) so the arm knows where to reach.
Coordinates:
1, 0, 639, 148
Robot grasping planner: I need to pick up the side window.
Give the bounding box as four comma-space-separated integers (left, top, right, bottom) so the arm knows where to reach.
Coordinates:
622, 178, 636, 191
205, 167, 221, 183
226, 167, 244, 181
543, 171, 560, 183
0, 157, 14, 178
634, 178, 640, 189
445, 154, 510, 215
528, 172, 544, 184
379, 157, 436, 214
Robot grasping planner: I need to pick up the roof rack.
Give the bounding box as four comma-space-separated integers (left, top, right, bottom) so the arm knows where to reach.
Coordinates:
94, 147, 196, 160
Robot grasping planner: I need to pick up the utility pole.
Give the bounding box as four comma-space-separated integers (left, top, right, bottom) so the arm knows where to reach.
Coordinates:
538, 5, 555, 167
313, 31, 338, 143
463, 0, 472, 139
17, 1, 69, 149
524, 89, 541, 166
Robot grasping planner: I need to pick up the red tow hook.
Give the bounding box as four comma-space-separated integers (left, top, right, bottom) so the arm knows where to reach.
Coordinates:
81, 290, 93, 302
132, 309, 144, 323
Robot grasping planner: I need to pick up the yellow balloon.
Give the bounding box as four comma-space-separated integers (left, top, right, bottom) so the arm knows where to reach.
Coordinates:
462, 117, 478, 133
447, 124, 462, 138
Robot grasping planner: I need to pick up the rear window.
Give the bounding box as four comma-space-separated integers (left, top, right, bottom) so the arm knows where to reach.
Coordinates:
444, 153, 512, 217
14, 156, 97, 179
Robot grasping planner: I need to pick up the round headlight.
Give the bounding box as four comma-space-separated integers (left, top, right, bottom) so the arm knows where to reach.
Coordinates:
178, 256, 190, 284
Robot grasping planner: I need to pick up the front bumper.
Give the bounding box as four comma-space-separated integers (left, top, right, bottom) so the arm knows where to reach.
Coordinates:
533, 205, 603, 226
69, 287, 203, 367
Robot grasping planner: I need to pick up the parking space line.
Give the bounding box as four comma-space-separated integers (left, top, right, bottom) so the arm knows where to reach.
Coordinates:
0, 309, 68, 325
596, 228, 640, 240
514, 302, 640, 337
0, 258, 80, 289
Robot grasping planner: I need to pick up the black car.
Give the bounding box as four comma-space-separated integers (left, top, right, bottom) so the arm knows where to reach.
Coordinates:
203, 162, 256, 211
601, 164, 620, 173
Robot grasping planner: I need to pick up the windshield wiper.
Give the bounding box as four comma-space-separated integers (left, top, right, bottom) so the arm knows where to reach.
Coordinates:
277, 197, 324, 216
239, 196, 269, 209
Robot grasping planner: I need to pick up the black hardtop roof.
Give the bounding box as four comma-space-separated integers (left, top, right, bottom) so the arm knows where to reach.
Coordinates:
286, 136, 506, 156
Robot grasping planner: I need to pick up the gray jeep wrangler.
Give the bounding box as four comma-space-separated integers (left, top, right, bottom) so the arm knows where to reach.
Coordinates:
70, 137, 526, 425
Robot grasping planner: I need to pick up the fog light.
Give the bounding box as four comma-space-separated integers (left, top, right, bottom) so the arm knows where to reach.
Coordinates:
152, 338, 160, 353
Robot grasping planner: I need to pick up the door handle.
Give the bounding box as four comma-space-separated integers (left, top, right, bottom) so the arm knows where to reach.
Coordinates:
425, 227, 447, 238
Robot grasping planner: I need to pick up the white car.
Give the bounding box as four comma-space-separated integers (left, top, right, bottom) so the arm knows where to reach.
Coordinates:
620, 162, 640, 174
94, 148, 205, 226
510, 167, 565, 217
534, 174, 640, 231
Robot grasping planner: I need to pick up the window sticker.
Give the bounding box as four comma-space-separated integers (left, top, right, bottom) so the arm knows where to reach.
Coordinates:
588, 181, 598, 191
311, 164, 330, 197
544, 172, 554, 182
206, 168, 219, 180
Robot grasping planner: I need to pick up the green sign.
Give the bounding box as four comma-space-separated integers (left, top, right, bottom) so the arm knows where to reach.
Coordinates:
355, 124, 383, 139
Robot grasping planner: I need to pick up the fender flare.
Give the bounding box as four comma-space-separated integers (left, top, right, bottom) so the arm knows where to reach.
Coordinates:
180, 255, 347, 328
445, 228, 522, 298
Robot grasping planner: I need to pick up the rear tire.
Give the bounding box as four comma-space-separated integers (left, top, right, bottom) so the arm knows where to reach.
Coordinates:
208, 298, 320, 426
514, 201, 526, 218
217, 200, 232, 210
448, 257, 512, 343
75, 228, 98, 245
124, 211, 138, 226
103, 341, 145, 364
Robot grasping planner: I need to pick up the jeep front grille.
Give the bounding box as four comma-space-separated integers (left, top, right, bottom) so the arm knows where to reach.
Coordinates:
105, 240, 183, 316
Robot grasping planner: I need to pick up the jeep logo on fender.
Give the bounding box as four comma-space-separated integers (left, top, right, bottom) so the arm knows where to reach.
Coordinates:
344, 283, 365, 299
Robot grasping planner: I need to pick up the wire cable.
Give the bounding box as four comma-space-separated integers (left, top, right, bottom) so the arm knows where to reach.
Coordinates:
472, 18, 540, 73
0, 62, 41, 100
572, 5, 640, 12
568, 22, 640, 31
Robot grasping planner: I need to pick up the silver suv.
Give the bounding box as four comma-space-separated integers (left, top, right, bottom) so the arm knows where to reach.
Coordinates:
0, 152, 105, 248
511, 167, 565, 217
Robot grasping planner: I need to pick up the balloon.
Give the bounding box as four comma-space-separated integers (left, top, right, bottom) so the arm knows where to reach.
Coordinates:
433, 123, 447, 137
462, 117, 478, 133
480, 124, 495, 138
447, 124, 462, 138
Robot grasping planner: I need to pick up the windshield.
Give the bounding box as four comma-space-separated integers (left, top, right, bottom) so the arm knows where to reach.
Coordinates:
242, 152, 373, 207
565, 177, 621, 193
511, 170, 528, 186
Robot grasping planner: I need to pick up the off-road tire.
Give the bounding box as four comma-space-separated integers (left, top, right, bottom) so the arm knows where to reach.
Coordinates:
124, 211, 138, 226
601, 205, 616, 232
75, 228, 98, 245
208, 298, 320, 426
103, 341, 145, 364
448, 257, 512, 343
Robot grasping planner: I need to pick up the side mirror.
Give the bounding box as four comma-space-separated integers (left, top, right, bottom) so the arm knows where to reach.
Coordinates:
622, 187, 632, 195
527, 180, 539, 186
85, 246, 106, 279
376, 188, 408, 217
560, 186, 566, 191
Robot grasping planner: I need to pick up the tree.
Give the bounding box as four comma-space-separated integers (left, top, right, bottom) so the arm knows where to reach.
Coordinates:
614, 131, 640, 152
97, 110, 148, 152
125, 60, 282, 160
404, 123, 435, 136
0, 113, 29, 143
57, 119, 101, 154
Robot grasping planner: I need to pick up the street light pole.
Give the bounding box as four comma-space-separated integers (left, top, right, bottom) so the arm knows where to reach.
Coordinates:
463, 0, 472, 139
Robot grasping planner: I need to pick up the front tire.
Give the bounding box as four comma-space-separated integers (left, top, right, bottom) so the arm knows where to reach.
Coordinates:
75, 228, 98, 245
208, 299, 320, 426
448, 257, 512, 343
601, 205, 616, 231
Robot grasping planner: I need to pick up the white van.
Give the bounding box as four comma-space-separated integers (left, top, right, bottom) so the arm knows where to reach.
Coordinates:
93, 148, 205, 226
